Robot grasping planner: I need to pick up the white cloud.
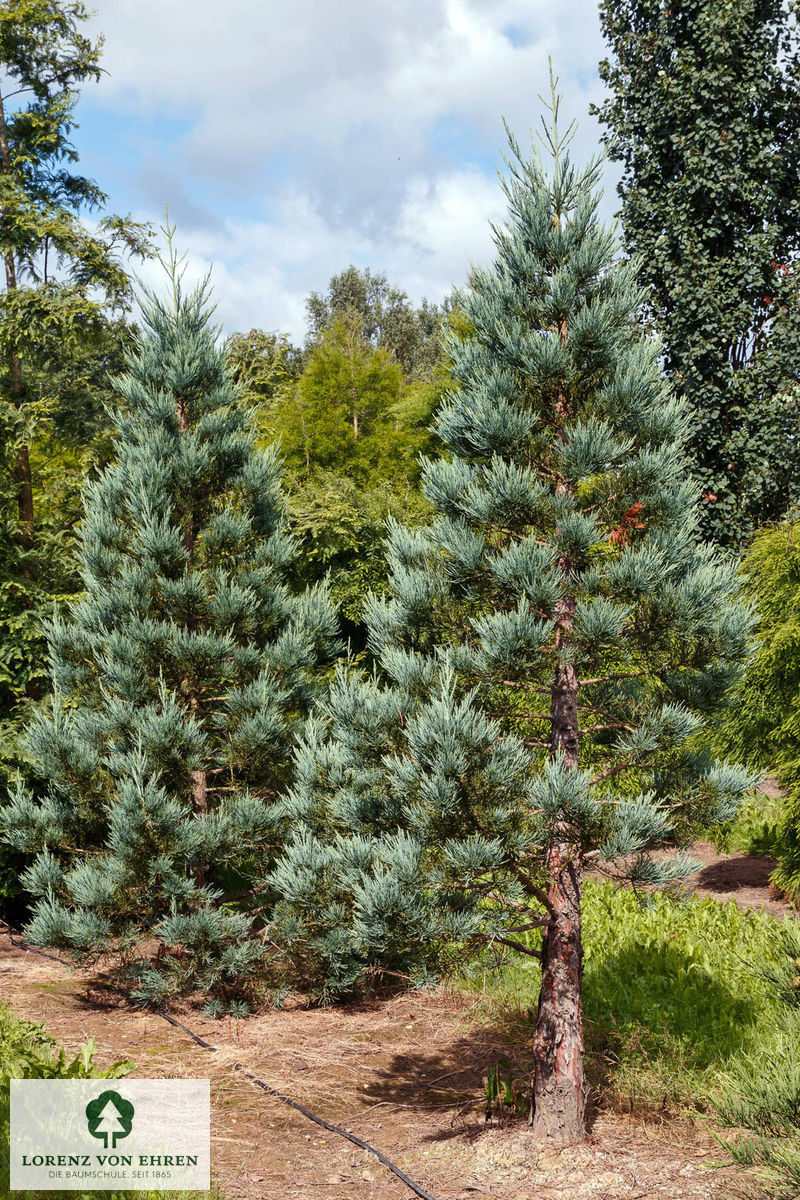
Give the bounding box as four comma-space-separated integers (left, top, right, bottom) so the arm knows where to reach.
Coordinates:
83, 0, 617, 338
396, 170, 506, 294
131, 169, 505, 340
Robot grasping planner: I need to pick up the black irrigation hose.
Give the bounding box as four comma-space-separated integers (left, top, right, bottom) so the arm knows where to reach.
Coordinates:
154, 1008, 438, 1200
2, 924, 439, 1200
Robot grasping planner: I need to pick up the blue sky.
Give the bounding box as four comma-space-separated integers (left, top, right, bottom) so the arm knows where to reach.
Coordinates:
71, 0, 618, 341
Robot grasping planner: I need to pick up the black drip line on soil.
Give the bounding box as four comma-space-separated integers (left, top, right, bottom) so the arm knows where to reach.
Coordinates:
1, 923, 438, 1200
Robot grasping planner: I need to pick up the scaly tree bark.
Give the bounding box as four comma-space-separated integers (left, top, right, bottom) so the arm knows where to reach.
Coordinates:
532, 301, 584, 1137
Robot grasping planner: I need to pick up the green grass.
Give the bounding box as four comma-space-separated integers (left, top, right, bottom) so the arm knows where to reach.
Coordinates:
461, 879, 788, 1112
716, 790, 785, 859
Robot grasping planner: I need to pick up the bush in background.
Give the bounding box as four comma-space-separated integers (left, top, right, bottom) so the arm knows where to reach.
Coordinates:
716, 522, 800, 898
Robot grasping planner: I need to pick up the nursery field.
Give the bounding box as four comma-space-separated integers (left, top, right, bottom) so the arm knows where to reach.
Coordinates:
1, 858, 791, 1200
8, 0, 800, 1195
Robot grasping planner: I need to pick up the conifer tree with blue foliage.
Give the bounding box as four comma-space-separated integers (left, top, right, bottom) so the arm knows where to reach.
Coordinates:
1, 245, 338, 1006
273, 84, 755, 1142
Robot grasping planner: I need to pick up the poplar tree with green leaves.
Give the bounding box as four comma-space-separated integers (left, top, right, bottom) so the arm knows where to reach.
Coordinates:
1, 249, 339, 1005
273, 87, 755, 1142
594, 0, 800, 547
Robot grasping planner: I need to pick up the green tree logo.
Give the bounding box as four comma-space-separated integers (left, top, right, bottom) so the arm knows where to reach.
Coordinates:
85, 1090, 135, 1149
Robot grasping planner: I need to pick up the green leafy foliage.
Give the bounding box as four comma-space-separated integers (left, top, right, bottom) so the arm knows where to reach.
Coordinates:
0, 1003, 132, 1084
232, 313, 448, 631
0, 0, 152, 518
284, 473, 419, 625
595, 0, 800, 546
271, 318, 405, 475
469, 880, 786, 1110
0, 1003, 211, 1200
582, 885, 781, 1103
226, 267, 455, 633
0, 0, 152, 907
713, 921, 800, 1199
305, 264, 450, 380
0, 1002, 131, 1199
484, 1057, 527, 1121
714, 789, 784, 859
0, 321, 136, 713
225, 328, 303, 411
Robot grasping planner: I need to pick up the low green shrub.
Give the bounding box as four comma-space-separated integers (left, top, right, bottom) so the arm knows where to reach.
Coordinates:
713, 522, 800, 900
714, 921, 800, 1199
463, 880, 786, 1111
582, 885, 784, 1109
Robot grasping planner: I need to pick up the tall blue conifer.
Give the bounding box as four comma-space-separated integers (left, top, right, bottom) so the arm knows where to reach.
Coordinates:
273, 87, 755, 1141
2, 252, 338, 1005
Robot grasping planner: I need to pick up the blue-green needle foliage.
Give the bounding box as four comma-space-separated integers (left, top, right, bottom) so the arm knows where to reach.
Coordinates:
1, 267, 338, 1003
271, 95, 756, 1000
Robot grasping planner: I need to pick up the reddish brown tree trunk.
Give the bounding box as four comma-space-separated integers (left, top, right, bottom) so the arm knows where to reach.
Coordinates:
177, 394, 209, 875
190, 768, 207, 812
530, 852, 584, 1141
549, 637, 578, 768
529, 316, 587, 1142
530, 627, 586, 1143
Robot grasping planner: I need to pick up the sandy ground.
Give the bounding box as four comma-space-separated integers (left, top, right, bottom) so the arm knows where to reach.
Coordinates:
665, 839, 792, 918
0, 926, 753, 1200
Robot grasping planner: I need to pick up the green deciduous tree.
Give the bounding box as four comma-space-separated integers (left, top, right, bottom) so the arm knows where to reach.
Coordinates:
275, 317, 404, 469
594, 0, 800, 546
0, 320, 134, 721
224, 273, 457, 633
273, 92, 754, 1142
225, 327, 303, 413
306, 265, 449, 380
0, 0, 151, 547
1, 260, 339, 1005
0, 1, 152, 912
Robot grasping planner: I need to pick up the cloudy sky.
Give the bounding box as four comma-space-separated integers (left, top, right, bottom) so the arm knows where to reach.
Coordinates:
75, 0, 619, 341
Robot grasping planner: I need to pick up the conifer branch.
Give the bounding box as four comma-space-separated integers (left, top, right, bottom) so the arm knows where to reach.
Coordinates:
579, 722, 635, 735
514, 869, 560, 920
590, 759, 637, 786
504, 919, 552, 933
579, 670, 652, 687
486, 934, 543, 960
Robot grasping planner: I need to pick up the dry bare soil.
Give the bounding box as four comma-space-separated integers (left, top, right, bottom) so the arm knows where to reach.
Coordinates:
1, 844, 787, 1200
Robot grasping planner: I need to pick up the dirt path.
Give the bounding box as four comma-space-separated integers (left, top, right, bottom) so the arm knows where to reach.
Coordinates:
1, 937, 746, 1200
663, 840, 793, 918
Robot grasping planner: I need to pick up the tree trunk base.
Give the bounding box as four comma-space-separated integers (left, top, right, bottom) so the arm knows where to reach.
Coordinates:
530, 857, 586, 1144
